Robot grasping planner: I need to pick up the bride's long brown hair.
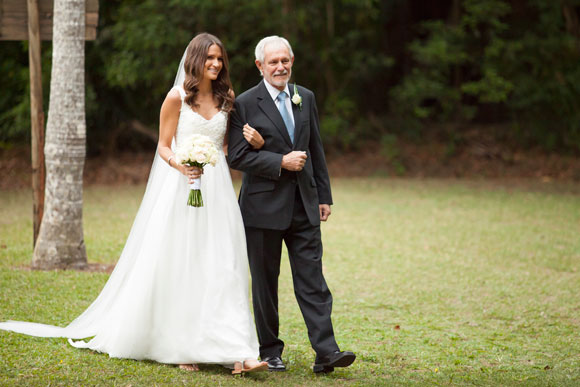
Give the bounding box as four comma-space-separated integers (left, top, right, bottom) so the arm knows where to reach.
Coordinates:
183, 33, 234, 113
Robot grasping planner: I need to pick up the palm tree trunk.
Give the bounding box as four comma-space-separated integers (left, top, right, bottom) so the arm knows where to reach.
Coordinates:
32, 0, 87, 269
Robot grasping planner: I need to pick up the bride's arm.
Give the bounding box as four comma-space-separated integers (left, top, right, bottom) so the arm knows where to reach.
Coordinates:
225, 125, 265, 153
225, 87, 265, 151
158, 89, 201, 182
243, 124, 264, 149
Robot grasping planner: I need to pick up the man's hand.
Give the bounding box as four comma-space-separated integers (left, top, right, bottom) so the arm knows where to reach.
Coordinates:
281, 151, 307, 171
243, 123, 265, 149
319, 204, 331, 221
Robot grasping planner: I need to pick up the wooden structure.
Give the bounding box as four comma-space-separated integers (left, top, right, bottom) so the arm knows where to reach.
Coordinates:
0, 0, 98, 40
0, 0, 98, 245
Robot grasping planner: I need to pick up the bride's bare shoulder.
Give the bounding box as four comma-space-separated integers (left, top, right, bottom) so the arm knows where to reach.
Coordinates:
162, 88, 182, 109
166, 88, 182, 101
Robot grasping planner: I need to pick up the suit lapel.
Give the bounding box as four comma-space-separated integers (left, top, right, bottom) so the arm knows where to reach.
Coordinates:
289, 84, 302, 147
257, 81, 293, 147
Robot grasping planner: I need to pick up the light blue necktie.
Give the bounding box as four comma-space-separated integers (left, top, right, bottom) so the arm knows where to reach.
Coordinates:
276, 91, 294, 143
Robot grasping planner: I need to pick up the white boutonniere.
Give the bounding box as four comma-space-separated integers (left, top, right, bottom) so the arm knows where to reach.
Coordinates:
292, 83, 302, 111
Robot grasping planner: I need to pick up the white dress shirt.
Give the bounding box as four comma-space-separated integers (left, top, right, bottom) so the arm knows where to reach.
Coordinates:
264, 80, 295, 127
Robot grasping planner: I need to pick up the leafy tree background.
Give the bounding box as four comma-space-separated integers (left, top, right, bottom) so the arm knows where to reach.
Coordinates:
1, 0, 579, 156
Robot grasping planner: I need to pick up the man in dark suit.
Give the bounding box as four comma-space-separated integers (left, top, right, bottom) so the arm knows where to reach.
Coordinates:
228, 36, 355, 373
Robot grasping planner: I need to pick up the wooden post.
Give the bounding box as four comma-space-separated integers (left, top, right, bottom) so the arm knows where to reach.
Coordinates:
27, 0, 45, 245
1, 0, 98, 247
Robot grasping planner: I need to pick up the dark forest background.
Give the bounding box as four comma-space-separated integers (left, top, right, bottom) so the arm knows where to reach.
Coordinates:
1, 0, 580, 161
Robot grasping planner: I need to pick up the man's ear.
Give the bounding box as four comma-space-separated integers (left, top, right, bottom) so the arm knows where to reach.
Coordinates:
255, 60, 263, 76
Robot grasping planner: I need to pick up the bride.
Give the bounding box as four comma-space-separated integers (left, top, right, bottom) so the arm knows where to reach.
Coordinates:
0, 33, 268, 375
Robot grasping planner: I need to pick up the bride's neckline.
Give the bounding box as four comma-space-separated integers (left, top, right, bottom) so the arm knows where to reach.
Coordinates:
188, 108, 223, 122
177, 85, 223, 121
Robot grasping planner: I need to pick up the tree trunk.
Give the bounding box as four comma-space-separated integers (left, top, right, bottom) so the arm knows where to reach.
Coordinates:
562, 3, 580, 51
324, 0, 336, 97
449, 0, 461, 26
281, 0, 292, 37
32, 0, 87, 269
449, 0, 463, 124
449, 0, 462, 89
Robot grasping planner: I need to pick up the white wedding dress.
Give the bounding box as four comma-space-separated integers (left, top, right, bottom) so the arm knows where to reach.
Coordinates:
0, 85, 259, 365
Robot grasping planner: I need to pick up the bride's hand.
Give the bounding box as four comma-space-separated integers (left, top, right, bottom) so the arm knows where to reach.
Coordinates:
178, 164, 203, 183
243, 124, 265, 149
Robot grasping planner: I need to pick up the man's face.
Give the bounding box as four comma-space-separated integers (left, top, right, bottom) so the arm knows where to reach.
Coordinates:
256, 44, 294, 91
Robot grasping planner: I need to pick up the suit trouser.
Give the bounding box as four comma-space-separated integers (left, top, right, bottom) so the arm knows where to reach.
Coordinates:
245, 190, 340, 359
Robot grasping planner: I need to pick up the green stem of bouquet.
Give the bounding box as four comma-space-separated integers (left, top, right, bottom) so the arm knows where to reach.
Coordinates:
187, 189, 203, 207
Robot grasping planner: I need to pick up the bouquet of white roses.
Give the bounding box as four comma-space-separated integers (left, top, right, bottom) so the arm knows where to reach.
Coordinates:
175, 134, 219, 207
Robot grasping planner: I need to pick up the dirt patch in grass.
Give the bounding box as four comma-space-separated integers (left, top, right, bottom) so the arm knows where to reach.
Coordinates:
327, 142, 580, 180
1, 132, 579, 190
18, 263, 116, 273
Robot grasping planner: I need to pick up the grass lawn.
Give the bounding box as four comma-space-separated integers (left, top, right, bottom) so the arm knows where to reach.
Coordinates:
1, 178, 579, 386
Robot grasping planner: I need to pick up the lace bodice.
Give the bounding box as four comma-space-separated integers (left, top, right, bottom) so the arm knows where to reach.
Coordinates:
173, 86, 227, 150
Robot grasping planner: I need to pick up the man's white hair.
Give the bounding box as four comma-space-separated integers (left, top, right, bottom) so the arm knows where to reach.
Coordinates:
255, 36, 294, 63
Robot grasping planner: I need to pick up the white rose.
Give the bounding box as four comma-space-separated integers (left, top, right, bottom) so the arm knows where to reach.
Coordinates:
292, 93, 302, 105
210, 154, 218, 166
195, 151, 207, 164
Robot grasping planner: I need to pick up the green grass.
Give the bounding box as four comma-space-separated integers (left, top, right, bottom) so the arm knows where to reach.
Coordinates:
1, 179, 579, 386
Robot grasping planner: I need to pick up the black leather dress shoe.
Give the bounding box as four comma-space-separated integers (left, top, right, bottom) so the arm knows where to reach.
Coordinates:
262, 356, 286, 372
313, 350, 356, 373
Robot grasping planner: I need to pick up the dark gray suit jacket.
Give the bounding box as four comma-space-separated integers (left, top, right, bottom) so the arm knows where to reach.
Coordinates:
228, 80, 332, 230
